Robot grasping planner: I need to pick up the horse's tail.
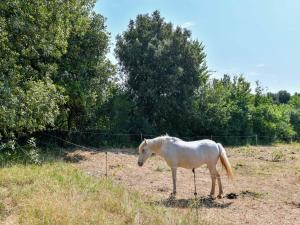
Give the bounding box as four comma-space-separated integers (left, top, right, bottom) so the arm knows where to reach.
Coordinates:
217, 143, 234, 180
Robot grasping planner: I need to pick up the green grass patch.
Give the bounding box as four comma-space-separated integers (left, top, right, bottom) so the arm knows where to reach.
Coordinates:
154, 165, 165, 172
271, 150, 285, 162
0, 163, 213, 225
240, 190, 265, 199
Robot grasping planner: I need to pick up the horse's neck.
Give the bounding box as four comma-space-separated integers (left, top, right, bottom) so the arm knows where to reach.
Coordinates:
149, 138, 164, 155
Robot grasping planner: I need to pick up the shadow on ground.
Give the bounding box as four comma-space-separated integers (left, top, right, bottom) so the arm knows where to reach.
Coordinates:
62, 147, 138, 163
148, 196, 233, 209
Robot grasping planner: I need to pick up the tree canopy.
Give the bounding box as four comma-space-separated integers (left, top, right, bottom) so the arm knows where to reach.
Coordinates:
115, 11, 208, 134
0, 0, 113, 145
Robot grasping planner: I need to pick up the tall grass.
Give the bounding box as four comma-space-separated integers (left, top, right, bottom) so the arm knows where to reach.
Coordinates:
0, 163, 213, 225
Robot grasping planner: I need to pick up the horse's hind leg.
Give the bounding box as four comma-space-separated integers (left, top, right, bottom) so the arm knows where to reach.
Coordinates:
214, 167, 223, 198
208, 166, 216, 198
208, 165, 224, 198
171, 167, 177, 196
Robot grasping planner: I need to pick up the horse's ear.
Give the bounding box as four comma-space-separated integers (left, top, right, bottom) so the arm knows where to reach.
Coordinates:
144, 138, 147, 144
165, 133, 168, 136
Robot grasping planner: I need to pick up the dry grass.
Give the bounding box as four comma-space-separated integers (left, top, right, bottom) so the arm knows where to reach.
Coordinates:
1, 144, 299, 225
0, 163, 214, 225
76, 143, 300, 225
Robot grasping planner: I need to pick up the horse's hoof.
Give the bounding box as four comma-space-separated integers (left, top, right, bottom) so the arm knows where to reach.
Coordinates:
168, 193, 176, 200
217, 194, 224, 199
170, 192, 176, 197
208, 195, 216, 200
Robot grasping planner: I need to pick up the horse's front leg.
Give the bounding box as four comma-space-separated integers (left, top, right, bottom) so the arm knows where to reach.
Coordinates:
171, 167, 177, 196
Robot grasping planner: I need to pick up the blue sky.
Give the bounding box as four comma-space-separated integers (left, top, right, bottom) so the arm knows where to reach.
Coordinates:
95, 0, 300, 93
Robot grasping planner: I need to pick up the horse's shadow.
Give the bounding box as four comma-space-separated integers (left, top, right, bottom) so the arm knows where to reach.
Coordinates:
148, 196, 232, 209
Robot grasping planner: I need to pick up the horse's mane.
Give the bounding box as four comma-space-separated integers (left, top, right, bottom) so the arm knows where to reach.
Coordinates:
139, 135, 182, 152
152, 135, 182, 145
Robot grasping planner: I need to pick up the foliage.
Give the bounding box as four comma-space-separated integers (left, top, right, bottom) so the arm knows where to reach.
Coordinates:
194, 75, 252, 136
115, 10, 208, 134
0, 78, 66, 135
0, 4, 299, 149
252, 103, 296, 139
193, 75, 234, 135
55, 13, 115, 130
268, 90, 291, 104
290, 95, 300, 136
0, 137, 41, 166
0, 0, 95, 137
0, 0, 114, 150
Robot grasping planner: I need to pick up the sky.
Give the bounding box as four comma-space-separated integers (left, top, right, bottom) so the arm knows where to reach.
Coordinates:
95, 0, 300, 93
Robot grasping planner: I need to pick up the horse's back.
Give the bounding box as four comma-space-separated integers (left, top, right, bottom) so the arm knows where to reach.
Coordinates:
175, 139, 218, 151
165, 138, 220, 169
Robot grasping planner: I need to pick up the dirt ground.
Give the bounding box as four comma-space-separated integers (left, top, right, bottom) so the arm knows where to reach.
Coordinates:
67, 144, 300, 225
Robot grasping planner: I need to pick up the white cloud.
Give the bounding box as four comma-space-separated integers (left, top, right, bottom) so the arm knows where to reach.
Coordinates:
181, 22, 194, 29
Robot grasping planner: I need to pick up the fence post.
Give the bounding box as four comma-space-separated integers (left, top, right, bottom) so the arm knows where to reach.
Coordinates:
105, 151, 108, 177
255, 134, 258, 145
140, 133, 143, 141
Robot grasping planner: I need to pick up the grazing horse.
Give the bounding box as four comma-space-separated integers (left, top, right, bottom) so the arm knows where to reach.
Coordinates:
137, 135, 233, 198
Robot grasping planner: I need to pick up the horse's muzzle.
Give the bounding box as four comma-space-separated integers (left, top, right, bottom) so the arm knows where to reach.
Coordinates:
138, 161, 143, 167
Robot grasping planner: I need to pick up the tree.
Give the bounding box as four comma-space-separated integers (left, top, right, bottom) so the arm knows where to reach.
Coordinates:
0, 0, 78, 138
267, 90, 291, 104
192, 76, 232, 136
0, 0, 111, 144
115, 11, 208, 134
0, 0, 95, 81
252, 104, 295, 139
289, 95, 300, 136
277, 90, 291, 104
55, 13, 115, 130
193, 75, 253, 139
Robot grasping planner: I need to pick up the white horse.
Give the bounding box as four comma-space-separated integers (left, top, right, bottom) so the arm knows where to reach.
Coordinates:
137, 135, 233, 198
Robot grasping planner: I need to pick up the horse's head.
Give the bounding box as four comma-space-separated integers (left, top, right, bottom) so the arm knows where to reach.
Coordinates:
137, 139, 152, 167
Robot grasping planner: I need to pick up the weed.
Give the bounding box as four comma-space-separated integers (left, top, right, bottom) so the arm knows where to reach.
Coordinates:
271, 150, 285, 162
234, 162, 244, 170
240, 190, 265, 199
155, 165, 165, 172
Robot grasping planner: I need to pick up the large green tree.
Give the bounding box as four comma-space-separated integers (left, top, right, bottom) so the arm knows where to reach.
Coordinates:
0, 0, 113, 141
55, 13, 114, 130
115, 11, 208, 134
0, 0, 84, 138
193, 75, 253, 137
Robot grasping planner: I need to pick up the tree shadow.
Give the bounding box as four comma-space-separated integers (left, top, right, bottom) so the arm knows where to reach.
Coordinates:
61, 147, 139, 163
148, 196, 233, 209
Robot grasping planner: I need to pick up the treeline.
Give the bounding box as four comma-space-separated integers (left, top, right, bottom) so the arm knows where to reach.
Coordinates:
1, 1, 300, 153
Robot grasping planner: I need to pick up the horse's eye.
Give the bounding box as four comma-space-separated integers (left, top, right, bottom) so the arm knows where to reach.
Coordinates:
142, 149, 145, 153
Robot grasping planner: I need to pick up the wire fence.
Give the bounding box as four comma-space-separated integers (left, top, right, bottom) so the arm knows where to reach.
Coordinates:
37, 129, 300, 149
1, 130, 298, 215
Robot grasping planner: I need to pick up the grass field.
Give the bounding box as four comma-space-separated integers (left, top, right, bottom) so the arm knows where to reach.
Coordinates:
0, 163, 213, 225
1, 144, 299, 225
